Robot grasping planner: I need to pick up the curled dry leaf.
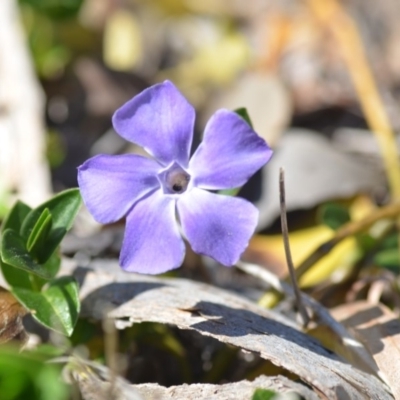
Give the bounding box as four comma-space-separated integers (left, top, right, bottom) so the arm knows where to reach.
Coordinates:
331, 301, 400, 399
0, 286, 28, 344
61, 259, 393, 399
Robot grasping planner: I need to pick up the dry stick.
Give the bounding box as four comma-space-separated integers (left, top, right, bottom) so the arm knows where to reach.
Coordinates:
279, 168, 310, 327
294, 201, 400, 280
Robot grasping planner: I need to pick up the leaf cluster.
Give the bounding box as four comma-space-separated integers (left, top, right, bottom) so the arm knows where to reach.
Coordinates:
0, 189, 82, 336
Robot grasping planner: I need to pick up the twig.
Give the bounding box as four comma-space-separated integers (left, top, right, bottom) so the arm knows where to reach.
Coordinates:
279, 168, 310, 327
294, 202, 400, 279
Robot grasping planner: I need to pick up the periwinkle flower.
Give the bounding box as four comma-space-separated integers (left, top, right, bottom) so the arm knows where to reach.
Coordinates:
78, 81, 272, 274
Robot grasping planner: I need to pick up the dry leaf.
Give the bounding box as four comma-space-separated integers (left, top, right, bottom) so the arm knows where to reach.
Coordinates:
0, 287, 28, 344
256, 130, 383, 229
60, 258, 393, 399
331, 301, 400, 399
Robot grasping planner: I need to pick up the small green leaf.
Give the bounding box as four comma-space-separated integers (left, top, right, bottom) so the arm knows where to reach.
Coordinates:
21, 189, 82, 262
1, 229, 52, 280
26, 208, 53, 263
1, 200, 31, 234
252, 388, 277, 400
12, 276, 80, 336
374, 248, 400, 271
319, 203, 351, 230
234, 107, 254, 128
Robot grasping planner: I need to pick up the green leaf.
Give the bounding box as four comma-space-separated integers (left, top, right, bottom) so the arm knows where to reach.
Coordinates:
1, 229, 52, 280
251, 388, 277, 400
374, 248, 400, 271
21, 189, 81, 263
319, 203, 351, 230
26, 208, 53, 263
20, 0, 84, 19
0, 345, 68, 400
33, 252, 62, 289
1, 201, 31, 234
12, 276, 80, 336
234, 107, 254, 128
0, 259, 33, 289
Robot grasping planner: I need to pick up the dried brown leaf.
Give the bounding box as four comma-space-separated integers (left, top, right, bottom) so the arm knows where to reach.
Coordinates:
331, 301, 400, 399
0, 286, 28, 344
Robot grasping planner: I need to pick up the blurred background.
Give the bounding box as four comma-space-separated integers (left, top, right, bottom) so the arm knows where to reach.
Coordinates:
3, 0, 400, 393
2, 0, 398, 203
2, 0, 400, 278
3, 0, 400, 282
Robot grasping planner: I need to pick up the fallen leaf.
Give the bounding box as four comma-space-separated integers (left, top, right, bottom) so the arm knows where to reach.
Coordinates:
331, 301, 400, 399
0, 286, 28, 344
61, 258, 392, 399
256, 129, 383, 229
244, 226, 358, 287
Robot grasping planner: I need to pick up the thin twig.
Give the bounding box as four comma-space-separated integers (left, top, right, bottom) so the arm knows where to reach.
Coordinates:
294, 202, 400, 279
279, 168, 310, 327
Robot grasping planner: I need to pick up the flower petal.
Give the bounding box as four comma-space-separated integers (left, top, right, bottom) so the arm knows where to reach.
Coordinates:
177, 188, 258, 265
120, 191, 185, 274
78, 154, 160, 224
112, 81, 195, 167
189, 110, 273, 190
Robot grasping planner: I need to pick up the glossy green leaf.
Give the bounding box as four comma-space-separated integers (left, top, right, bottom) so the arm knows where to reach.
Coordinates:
251, 388, 277, 400
12, 276, 80, 336
1, 201, 31, 234
21, 189, 81, 263
319, 203, 351, 230
1, 229, 52, 280
234, 107, 254, 128
26, 208, 53, 263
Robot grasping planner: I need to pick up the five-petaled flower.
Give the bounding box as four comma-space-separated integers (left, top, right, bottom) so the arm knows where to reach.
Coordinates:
78, 81, 273, 274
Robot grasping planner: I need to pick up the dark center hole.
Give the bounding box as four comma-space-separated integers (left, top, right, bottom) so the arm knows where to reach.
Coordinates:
172, 183, 183, 192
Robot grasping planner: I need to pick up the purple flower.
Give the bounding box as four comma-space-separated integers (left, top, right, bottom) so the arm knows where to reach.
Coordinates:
78, 81, 272, 274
